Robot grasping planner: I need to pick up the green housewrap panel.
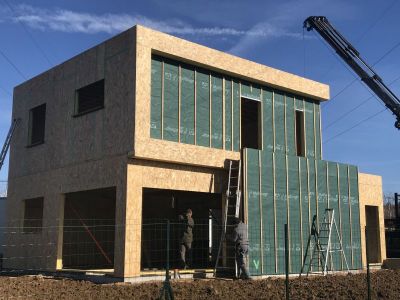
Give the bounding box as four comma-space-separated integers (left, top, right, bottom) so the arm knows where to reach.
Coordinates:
315, 105, 322, 159
328, 162, 341, 270
261, 151, 275, 274
163, 60, 179, 141
196, 70, 210, 146
150, 56, 162, 139
241, 82, 261, 100
211, 75, 223, 149
287, 155, 301, 273
246, 149, 261, 275
262, 89, 274, 152
308, 160, 317, 226
233, 81, 240, 151
225, 79, 232, 150
304, 100, 315, 159
349, 166, 362, 269
317, 161, 328, 223
274, 153, 287, 274
286, 95, 296, 156
339, 164, 352, 268
295, 97, 304, 111
180, 65, 195, 144
274, 93, 285, 154
300, 158, 310, 263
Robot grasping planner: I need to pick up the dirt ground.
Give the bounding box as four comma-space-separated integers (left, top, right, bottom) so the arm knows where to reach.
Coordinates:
0, 269, 399, 299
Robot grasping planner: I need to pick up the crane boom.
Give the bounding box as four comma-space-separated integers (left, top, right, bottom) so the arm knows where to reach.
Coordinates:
304, 16, 400, 129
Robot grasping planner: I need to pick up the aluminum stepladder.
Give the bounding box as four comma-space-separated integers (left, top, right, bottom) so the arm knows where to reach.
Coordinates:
0, 118, 19, 171
214, 160, 241, 277
300, 208, 349, 276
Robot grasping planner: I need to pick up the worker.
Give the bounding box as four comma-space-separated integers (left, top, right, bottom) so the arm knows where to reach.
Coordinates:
178, 208, 194, 269
231, 217, 251, 280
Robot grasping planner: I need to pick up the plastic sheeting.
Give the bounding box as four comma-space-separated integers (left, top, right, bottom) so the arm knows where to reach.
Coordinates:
225, 79, 232, 150
211, 75, 223, 149
262, 89, 274, 152
163, 59, 179, 142
180, 65, 195, 144
196, 69, 210, 147
150, 56, 162, 139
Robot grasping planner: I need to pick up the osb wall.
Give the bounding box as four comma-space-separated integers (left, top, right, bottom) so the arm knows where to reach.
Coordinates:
4, 155, 128, 274
358, 173, 386, 266
6, 28, 136, 274
124, 159, 227, 277
133, 25, 329, 169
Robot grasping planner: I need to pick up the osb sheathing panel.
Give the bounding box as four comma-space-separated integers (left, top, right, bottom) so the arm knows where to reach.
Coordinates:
358, 172, 386, 266
133, 25, 328, 168
4, 154, 128, 274
123, 159, 227, 277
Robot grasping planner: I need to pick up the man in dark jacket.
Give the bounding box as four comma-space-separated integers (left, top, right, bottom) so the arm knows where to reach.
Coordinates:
179, 208, 194, 269
231, 217, 251, 279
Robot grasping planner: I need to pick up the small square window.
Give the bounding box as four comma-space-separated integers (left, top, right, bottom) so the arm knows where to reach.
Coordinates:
75, 79, 105, 115
23, 197, 44, 234
28, 104, 46, 146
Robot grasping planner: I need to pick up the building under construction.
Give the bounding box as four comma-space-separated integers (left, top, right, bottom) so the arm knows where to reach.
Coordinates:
4, 25, 386, 280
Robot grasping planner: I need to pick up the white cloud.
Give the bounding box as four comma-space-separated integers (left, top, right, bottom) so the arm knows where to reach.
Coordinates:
0, 3, 303, 40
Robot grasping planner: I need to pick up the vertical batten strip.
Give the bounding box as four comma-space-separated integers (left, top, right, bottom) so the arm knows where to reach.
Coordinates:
222, 78, 225, 150
194, 70, 197, 145
239, 82, 242, 150
299, 157, 303, 262
319, 105, 323, 159
337, 163, 344, 270
209, 74, 212, 147
161, 60, 164, 139
348, 166, 354, 268
259, 151, 264, 274
178, 65, 181, 143
231, 80, 234, 151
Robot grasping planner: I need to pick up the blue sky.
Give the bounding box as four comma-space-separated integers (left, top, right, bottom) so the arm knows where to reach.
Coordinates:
0, 0, 399, 193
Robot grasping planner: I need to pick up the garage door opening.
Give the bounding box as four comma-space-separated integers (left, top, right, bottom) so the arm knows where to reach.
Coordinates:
63, 187, 116, 270
141, 188, 222, 270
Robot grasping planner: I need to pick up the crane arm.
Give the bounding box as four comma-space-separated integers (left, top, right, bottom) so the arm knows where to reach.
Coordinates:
304, 16, 400, 129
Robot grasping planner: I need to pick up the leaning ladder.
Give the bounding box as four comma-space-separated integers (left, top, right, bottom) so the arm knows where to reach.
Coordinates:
214, 160, 242, 276
300, 208, 349, 276
0, 119, 19, 171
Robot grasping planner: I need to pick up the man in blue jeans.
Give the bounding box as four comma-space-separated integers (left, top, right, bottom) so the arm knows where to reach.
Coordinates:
231, 217, 251, 280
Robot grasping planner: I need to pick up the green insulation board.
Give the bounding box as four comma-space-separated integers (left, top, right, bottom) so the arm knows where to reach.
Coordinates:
338, 164, 352, 269
304, 100, 315, 159
233, 81, 240, 151
150, 56, 162, 139
211, 74, 223, 149
246, 149, 261, 275
287, 155, 301, 273
245, 148, 362, 275
349, 166, 362, 269
262, 89, 274, 152
196, 69, 210, 147
328, 162, 341, 270
261, 151, 275, 274
274, 152, 287, 274
225, 79, 232, 150
286, 95, 296, 157
274, 93, 285, 154
163, 59, 179, 142
180, 64, 195, 144
299, 157, 310, 263
315, 105, 322, 159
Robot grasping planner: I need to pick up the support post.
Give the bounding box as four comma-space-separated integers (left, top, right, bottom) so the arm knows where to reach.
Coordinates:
285, 224, 289, 300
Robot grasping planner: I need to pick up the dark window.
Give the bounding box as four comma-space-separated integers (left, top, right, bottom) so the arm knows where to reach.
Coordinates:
295, 110, 305, 156
23, 197, 44, 234
75, 79, 105, 115
241, 98, 262, 150
28, 104, 46, 146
